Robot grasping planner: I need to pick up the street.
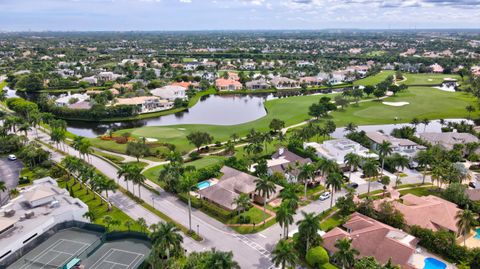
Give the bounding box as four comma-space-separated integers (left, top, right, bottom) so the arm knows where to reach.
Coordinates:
0, 157, 23, 205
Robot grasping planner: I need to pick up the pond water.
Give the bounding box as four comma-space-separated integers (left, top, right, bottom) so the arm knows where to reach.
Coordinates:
67, 94, 275, 137
331, 119, 472, 139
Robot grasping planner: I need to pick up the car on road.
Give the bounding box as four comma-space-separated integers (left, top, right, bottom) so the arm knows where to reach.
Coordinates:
347, 182, 359, 189
8, 154, 17, 161
319, 191, 331, 201
469, 181, 479, 189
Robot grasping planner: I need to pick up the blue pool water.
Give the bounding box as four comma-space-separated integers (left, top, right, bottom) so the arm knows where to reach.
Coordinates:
197, 181, 211, 190
424, 257, 447, 269
475, 228, 480, 239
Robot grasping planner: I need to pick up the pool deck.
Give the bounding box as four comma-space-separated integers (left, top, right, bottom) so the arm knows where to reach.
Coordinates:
409, 248, 456, 269
459, 229, 480, 249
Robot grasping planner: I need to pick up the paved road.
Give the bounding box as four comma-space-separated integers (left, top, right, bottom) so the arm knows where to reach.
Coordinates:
0, 157, 23, 205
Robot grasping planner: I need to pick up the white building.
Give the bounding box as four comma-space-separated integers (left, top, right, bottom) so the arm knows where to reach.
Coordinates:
80, 76, 98, 85
366, 132, 426, 160
0, 177, 89, 263
55, 93, 90, 107
97, 71, 121, 81
150, 85, 187, 101
304, 139, 378, 167
114, 96, 174, 113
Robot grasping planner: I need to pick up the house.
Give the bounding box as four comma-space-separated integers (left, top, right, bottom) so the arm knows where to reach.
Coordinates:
299, 76, 323, 86
297, 61, 315, 68
97, 71, 121, 81
419, 132, 479, 151
215, 78, 243, 91
245, 79, 270, 90
114, 96, 173, 114
267, 148, 311, 183
366, 132, 425, 159
323, 212, 418, 269
270, 77, 299, 89
67, 101, 92, 110
150, 85, 187, 101
331, 71, 348, 84
0, 177, 88, 263
198, 166, 283, 211
184, 62, 202, 71
378, 194, 462, 234
55, 93, 90, 107
304, 139, 378, 167
80, 76, 98, 85
430, 63, 444, 74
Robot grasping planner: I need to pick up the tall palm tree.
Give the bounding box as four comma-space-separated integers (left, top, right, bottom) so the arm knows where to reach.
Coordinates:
117, 163, 133, 192
177, 173, 198, 232
456, 206, 478, 246
255, 177, 276, 224
296, 211, 322, 253
232, 193, 251, 214
136, 218, 148, 233
326, 173, 343, 209
378, 141, 393, 176
72, 136, 85, 158
204, 249, 240, 269
332, 238, 359, 269
124, 220, 134, 232
149, 222, 184, 260
416, 150, 433, 185
271, 239, 297, 269
392, 153, 409, 186
130, 165, 146, 198
83, 211, 96, 222
362, 158, 379, 196
466, 105, 476, 120
298, 163, 315, 200
344, 122, 358, 134
422, 118, 430, 133
280, 184, 300, 210
410, 118, 420, 130
344, 153, 361, 182
276, 203, 294, 239
0, 181, 7, 205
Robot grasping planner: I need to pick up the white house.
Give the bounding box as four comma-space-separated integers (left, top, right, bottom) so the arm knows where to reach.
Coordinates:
366, 132, 426, 160
55, 93, 90, 107
150, 85, 187, 101
80, 76, 98, 85
114, 96, 173, 113
0, 177, 89, 264
304, 139, 378, 167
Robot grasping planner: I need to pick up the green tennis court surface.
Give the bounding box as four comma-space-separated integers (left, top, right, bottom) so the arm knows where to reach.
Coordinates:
83, 240, 150, 269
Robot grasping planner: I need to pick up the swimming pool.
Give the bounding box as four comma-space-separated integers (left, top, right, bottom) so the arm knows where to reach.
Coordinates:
475, 228, 480, 239
424, 257, 447, 269
197, 180, 211, 190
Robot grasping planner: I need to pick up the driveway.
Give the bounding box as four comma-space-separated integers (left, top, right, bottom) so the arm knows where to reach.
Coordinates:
0, 157, 23, 204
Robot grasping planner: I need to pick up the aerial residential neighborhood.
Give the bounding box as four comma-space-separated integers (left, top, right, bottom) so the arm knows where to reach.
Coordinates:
1, 1, 480, 269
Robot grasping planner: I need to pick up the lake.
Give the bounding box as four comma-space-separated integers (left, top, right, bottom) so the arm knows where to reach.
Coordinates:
67, 94, 275, 137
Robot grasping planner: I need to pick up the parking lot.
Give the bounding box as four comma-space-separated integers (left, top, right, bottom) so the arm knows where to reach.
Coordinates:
0, 157, 23, 204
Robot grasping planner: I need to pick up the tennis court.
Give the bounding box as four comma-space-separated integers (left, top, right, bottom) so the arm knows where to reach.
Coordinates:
83, 239, 150, 269
8, 228, 102, 269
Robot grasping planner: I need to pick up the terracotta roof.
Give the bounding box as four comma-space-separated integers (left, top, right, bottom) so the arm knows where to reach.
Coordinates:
215, 78, 242, 87
323, 212, 417, 269
392, 194, 462, 233
171, 81, 192, 89
420, 132, 479, 150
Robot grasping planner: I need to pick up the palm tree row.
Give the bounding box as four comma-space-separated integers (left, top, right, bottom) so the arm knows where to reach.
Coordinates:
117, 163, 146, 198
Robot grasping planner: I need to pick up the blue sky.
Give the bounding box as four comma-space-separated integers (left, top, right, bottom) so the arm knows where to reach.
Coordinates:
1, 0, 480, 31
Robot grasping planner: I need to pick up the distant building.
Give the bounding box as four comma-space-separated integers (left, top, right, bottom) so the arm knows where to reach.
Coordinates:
419, 132, 479, 151
150, 85, 187, 101
114, 96, 173, 113
55, 93, 90, 107
0, 177, 89, 263
267, 148, 311, 183
299, 76, 323, 86
245, 79, 270, 90
366, 132, 425, 159
270, 77, 299, 89
430, 63, 444, 74
215, 78, 243, 91
97, 71, 121, 81
304, 139, 378, 167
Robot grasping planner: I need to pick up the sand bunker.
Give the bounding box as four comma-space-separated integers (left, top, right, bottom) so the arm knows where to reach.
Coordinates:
383, 102, 410, 107
145, 137, 158, 142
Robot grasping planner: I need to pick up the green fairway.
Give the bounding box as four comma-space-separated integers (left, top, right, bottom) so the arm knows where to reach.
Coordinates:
354, 71, 395, 86
330, 86, 477, 126
143, 156, 225, 181
354, 71, 460, 86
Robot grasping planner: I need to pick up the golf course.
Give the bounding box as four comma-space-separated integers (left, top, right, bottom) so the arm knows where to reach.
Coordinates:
90, 72, 477, 154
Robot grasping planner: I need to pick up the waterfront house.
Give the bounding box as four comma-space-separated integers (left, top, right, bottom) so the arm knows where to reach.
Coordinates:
267, 148, 311, 183
419, 132, 479, 151
215, 78, 243, 91
270, 77, 299, 89
150, 85, 187, 101
304, 139, 378, 167
114, 96, 173, 114
366, 132, 425, 160
299, 76, 323, 86
245, 79, 270, 90
55, 93, 90, 107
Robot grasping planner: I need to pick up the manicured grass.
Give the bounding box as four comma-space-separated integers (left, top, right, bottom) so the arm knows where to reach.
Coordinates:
58, 178, 141, 232
399, 186, 438, 197
320, 213, 342, 232
320, 263, 339, 269
354, 71, 395, 86
330, 86, 478, 127
124, 161, 149, 169
93, 150, 125, 164
0, 81, 7, 89
231, 217, 277, 234
401, 73, 460, 86
228, 206, 272, 225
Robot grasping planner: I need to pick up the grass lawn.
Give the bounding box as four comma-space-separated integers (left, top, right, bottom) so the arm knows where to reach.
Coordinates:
0, 81, 7, 89
320, 212, 342, 232
93, 150, 125, 164
330, 86, 478, 127
231, 217, 277, 234
401, 73, 460, 86
124, 161, 149, 169
320, 263, 339, 269
58, 178, 141, 232
228, 206, 271, 225
399, 186, 439, 197
354, 71, 395, 86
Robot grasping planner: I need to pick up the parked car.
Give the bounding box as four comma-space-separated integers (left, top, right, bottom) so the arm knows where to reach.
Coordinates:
8, 154, 17, 161
347, 182, 359, 189
319, 191, 331, 201
469, 181, 479, 189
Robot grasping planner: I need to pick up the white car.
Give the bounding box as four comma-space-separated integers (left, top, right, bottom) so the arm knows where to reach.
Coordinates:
8, 154, 17, 161
319, 191, 331, 201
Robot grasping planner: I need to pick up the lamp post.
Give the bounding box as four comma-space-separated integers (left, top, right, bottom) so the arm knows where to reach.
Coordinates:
197, 224, 199, 236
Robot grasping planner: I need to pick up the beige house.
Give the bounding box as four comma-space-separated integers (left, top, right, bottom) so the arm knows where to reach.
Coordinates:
114, 96, 173, 114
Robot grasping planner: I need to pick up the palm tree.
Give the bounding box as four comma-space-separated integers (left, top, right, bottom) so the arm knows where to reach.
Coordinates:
117, 163, 133, 192
136, 218, 148, 233
129, 165, 146, 198
204, 248, 240, 269
124, 220, 134, 232
392, 153, 409, 187
466, 105, 476, 120
83, 211, 96, 222
276, 203, 294, 239
255, 177, 276, 224
362, 158, 379, 196
410, 118, 420, 130
377, 141, 393, 175
326, 173, 343, 209
72, 136, 85, 159
0, 181, 7, 205
232, 193, 251, 214
102, 215, 114, 231
271, 239, 297, 269
344, 153, 361, 182
416, 150, 433, 185
280, 184, 300, 210
344, 122, 358, 133
177, 173, 198, 232
296, 211, 322, 253
332, 238, 359, 269
149, 222, 184, 260
422, 118, 430, 133
456, 206, 478, 246
298, 163, 315, 200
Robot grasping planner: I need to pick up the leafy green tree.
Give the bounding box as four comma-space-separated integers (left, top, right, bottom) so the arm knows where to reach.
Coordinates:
276, 203, 294, 239
203, 248, 240, 269
306, 246, 329, 268
296, 211, 322, 256
272, 239, 298, 269
150, 222, 184, 260
269, 118, 285, 134
456, 206, 478, 247
187, 131, 214, 152
15, 73, 44, 91
363, 85, 375, 96
232, 193, 251, 214
126, 141, 149, 161
326, 173, 343, 208
465, 105, 476, 120
255, 177, 276, 224
354, 256, 381, 269
83, 211, 96, 222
